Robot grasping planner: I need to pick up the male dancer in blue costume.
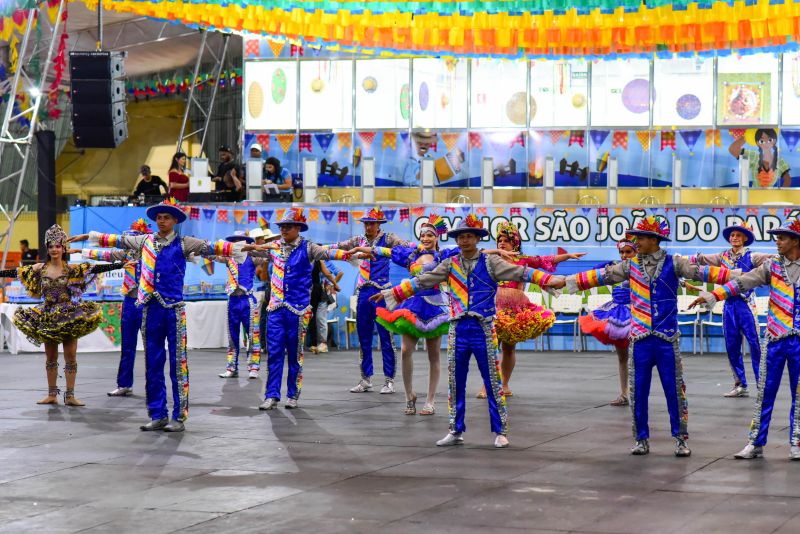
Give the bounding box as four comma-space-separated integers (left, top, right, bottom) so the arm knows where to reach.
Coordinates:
250, 209, 350, 410
71, 198, 249, 432
214, 231, 272, 379
373, 214, 562, 448
688, 223, 770, 397
555, 216, 738, 457
690, 217, 800, 461
330, 208, 413, 394
77, 218, 152, 397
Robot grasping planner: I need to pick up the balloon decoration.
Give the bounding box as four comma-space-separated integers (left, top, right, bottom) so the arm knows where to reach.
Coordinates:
621, 79, 650, 114
399, 84, 410, 119
676, 94, 702, 121
271, 68, 287, 103
78, 0, 800, 59
362, 76, 378, 93
418, 81, 429, 111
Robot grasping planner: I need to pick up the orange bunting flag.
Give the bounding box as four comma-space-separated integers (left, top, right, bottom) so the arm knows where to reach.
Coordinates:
275, 208, 286, 221
276, 134, 296, 153
705, 129, 721, 147
635, 131, 652, 152
440, 133, 460, 152
268, 38, 285, 57
233, 209, 246, 224
351, 210, 365, 220
495, 207, 505, 215
337, 132, 352, 149
308, 209, 319, 222
382, 132, 397, 150
412, 206, 425, 216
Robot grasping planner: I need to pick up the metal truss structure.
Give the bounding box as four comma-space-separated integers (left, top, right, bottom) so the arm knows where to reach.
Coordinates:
0, 0, 67, 269
176, 29, 230, 156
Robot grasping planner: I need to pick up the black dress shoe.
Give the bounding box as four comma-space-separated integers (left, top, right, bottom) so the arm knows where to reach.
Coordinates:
140, 418, 168, 431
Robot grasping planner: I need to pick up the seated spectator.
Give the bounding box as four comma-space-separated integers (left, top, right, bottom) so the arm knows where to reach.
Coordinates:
263, 157, 292, 201
168, 152, 190, 202
132, 165, 167, 200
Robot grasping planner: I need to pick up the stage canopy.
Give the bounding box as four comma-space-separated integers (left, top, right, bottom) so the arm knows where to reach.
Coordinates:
6, 0, 792, 59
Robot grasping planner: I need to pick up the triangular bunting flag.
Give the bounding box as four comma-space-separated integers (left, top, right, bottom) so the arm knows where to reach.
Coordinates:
590, 130, 610, 149
233, 209, 246, 224
469, 132, 483, 149
322, 210, 335, 223
308, 209, 319, 222
268, 38, 285, 57
357, 132, 376, 147
549, 130, 566, 144
298, 133, 312, 152
705, 129, 721, 147
781, 129, 800, 151
217, 209, 229, 223
441, 133, 460, 152
315, 133, 334, 152
660, 131, 676, 151
568, 130, 585, 147
635, 131, 652, 152
276, 134, 296, 153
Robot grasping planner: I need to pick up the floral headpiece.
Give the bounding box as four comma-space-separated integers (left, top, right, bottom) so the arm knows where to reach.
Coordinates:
288, 207, 306, 224
130, 218, 153, 234
421, 214, 448, 236
44, 224, 67, 247
634, 215, 670, 239
788, 218, 800, 234
496, 221, 522, 252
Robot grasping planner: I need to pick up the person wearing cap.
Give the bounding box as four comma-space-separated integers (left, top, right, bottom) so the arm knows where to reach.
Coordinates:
76, 219, 154, 397
250, 143, 264, 160
401, 130, 438, 186
329, 208, 414, 395
556, 216, 739, 457
132, 164, 167, 200
70, 198, 251, 432
687, 223, 771, 398
211, 231, 272, 380
688, 217, 800, 461
372, 214, 563, 448
249, 208, 351, 411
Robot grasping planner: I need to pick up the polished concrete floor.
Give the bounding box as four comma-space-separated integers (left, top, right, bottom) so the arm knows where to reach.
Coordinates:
0, 346, 799, 534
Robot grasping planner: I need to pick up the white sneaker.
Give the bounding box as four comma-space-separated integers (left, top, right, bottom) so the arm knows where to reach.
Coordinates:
317, 343, 328, 353
219, 370, 238, 378
107, 387, 132, 397
285, 398, 298, 409
724, 385, 749, 398
436, 432, 464, 447
494, 434, 509, 448
674, 438, 691, 457
259, 398, 278, 410
734, 443, 763, 459
349, 379, 373, 393
248, 370, 259, 379
380, 379, 395, 394
790, 446, 800, 461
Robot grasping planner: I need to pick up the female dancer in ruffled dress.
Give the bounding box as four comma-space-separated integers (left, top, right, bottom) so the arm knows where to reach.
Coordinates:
578, 237, 637, 406
1, 225, 124, 406
478, 222, 584, 398
372, 215, 452, 415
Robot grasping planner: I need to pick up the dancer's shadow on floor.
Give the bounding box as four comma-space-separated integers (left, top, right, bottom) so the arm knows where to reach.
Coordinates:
201, 373, 263, 418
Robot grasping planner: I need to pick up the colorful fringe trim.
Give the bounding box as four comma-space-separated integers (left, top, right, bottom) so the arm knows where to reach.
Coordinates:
84, 0, 800, 59
376, 307, 449, 339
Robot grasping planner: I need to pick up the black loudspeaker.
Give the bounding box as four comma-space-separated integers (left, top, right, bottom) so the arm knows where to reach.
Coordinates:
69, 50, 126, 79
69, 51, 127, 149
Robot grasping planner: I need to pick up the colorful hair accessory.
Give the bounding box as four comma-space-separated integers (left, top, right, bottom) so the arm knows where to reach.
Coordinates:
634, 215, 670, 238
496, 221, 522, 252
130, 218, 153, 234
617, 235, 638, 251
422, 213, 448, 236
789, 218, 800, 234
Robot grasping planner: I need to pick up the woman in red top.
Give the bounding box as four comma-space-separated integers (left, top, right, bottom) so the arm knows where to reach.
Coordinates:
168, 152, 190, 202
477, 222, 584, 398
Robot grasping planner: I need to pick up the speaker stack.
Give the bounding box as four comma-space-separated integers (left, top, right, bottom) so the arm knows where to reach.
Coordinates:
69, 51, 128, 148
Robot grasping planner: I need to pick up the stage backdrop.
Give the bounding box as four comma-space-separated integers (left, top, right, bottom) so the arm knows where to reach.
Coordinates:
61, 204, 795, 352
